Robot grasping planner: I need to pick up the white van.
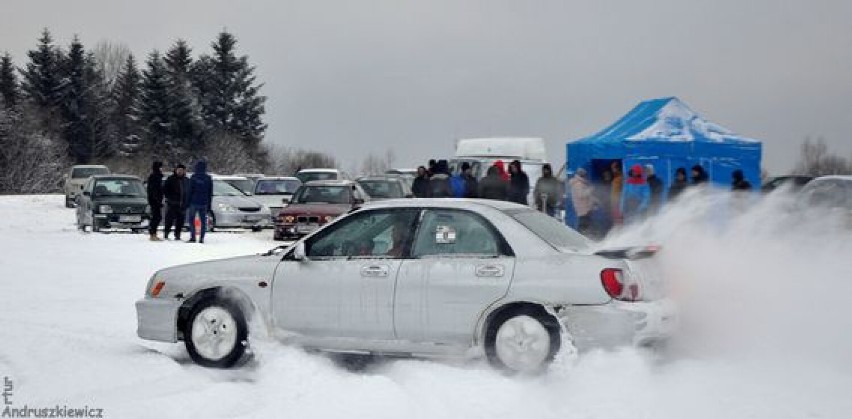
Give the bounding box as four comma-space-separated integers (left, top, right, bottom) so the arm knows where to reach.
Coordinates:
448, 137, 549, 205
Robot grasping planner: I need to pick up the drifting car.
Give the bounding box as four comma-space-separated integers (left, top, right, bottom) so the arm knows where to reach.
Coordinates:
136, 199, 676, 373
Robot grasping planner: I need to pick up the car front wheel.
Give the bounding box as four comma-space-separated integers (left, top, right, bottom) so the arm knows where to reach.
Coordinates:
184, 298, 248, 368
485, 307, 561, 374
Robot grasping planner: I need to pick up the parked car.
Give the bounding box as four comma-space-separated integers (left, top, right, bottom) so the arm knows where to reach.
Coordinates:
208, 178, 271, 232
762, 175, 814, 193
356, 176, 413, 200
136, 199, 675, 372
216, 175, 255, 196
295, 168, 351, 184
64, 165, 110, 208
797, 176, 852, 225
385, 168, 418, 177
234, 173, 266, 184
76, 175, 149, 232
251, 177, 303, 224
274, 180, 369, 241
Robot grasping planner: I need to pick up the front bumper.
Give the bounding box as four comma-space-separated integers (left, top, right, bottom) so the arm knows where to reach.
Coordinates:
274, 222, 326, 239
214, 211, 271, 228
94, 213, 149, 229
558, 298, 677, 350
136, 297, 182, 342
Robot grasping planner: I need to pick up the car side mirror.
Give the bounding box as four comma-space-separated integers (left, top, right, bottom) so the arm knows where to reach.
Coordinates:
83, 191, 91, 197
292, 241, 307, 261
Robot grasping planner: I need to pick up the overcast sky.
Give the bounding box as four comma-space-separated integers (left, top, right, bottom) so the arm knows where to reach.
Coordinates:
2, 0, 850, 173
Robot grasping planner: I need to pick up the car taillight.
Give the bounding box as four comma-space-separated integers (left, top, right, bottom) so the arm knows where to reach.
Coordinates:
601, 268, 623, 299
151, 281, 166, 297
601, 268, 641, 301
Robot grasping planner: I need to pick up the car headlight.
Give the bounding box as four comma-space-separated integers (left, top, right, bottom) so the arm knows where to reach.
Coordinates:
98, 205, 113, 213
323, 215, 335, 223
282, 215, 295, 223
217, 203, 236, 212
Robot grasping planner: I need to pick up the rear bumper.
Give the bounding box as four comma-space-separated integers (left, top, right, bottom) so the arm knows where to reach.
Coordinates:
559, 298, 677, 350
136, 297, 182, 342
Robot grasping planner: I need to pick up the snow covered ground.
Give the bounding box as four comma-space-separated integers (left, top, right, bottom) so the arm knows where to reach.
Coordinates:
1, 194, 851, 418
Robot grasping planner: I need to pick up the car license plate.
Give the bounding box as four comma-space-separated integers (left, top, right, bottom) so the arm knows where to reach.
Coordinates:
296, 224, 318, 234
119, 215, 142, 223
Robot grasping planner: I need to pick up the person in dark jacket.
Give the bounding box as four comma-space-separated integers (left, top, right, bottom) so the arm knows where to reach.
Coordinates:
669, 167, 688, 200
645, 164, 664, 214
146, 161, 164, 241
620, 164, 650, 223
691, 164, 709, 185
429, 160, 453, 198
186, 160, 213, 243
508, 160, 530, 205
534, 163, 562, 216
731, 169, 752, 191
163, 164, 189, 240
478, 165, 510, 200
427, 159, 437, 178
411, 166, 431, 198
461, 162, 478, 198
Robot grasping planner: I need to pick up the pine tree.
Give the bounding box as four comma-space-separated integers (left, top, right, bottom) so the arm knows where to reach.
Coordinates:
163, 39, 202, 158
19, 29, 65, 130
0, 52, 20, 109
140, 51, 172, 160
110, 54, 143, 156
194, 31, 266, 154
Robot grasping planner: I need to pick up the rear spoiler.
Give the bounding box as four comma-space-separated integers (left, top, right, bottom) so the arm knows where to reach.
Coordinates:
594, 245, 661, 260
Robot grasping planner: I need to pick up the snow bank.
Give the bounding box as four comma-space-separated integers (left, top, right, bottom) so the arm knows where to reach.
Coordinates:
1, 194, 850, 418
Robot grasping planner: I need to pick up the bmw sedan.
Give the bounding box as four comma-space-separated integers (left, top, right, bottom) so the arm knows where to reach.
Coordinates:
136, 199, 675, 373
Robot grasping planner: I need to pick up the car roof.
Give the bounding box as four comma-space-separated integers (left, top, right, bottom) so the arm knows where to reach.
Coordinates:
72, 165, 109, 169
91, 174, 141, 181
298, 168, 340, 173
213, 175, 250, 180
303, 180, 356, 186
258, 176, 300, 181
811, 175, 852, 181
361, 198, 529, 212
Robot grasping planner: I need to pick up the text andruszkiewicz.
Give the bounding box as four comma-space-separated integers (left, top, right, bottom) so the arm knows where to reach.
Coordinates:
2, 376, 105, 418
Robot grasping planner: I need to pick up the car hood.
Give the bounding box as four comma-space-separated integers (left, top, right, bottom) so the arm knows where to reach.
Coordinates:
214, 195, 264, 208
251, 194, 294, 207
279, 203, 351, 216
93, 197, 148, 206
151, 254, 282, 297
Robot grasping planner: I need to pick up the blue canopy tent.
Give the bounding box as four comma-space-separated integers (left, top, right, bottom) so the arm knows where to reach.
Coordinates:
564, 97, 762, 226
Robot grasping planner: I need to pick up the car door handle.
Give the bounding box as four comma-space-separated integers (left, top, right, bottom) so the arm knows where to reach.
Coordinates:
361, 265, 389, 278
476, 265, 505, 277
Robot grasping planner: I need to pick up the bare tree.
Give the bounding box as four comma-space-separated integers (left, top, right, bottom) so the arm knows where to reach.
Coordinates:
263, 143, 337, 176
0, 108, 68, 194
793, 137, 852, 176
92, 40, 131, 89
203, 131, 260, 174
359, 148, 396, 176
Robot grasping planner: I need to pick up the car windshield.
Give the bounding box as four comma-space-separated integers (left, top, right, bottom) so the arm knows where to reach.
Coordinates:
358, 180, 403, 199
93, 179, 145, 197
255, 179, 301, 195
72, 167, 109, 179
297, 171, 337, 183
506, 208, 591, 251
213, 180, 247, 197
292, 186, 350, 204
223, 179, 254, 194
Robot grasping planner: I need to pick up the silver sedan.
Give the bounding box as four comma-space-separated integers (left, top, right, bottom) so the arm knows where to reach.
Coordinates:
136, 199, 676, 373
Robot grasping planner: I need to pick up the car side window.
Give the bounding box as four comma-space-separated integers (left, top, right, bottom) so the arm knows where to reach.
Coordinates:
411, 209, 505, 258
306, 209, 419, 259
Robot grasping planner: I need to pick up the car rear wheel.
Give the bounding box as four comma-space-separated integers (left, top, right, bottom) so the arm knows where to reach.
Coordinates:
485, 307, 561, 374
184, 298, 248, 368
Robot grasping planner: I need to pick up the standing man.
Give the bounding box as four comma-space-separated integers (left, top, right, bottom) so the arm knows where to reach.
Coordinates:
731, 169, 752, 191
534, 163, 562, 217
163, 164, 189, 240
569, 168, 597, 234
645, 164, 664, 215
146, 161, 164, 241
478, 165, 510, 200
412, 166, 431, 198
186, 161, 213, 244
508, 160, 530, 205
461, 162, 479, 198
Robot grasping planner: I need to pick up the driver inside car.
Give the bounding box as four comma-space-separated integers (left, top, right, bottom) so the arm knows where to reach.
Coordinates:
385, 221, 411, 258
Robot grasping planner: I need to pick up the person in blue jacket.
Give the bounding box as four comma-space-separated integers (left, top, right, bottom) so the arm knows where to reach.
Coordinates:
620, 164, 650, 224
185, 160, 213, 243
